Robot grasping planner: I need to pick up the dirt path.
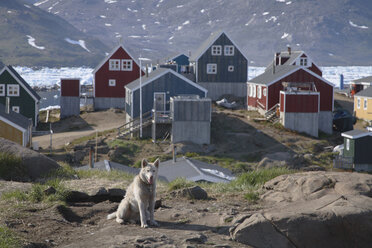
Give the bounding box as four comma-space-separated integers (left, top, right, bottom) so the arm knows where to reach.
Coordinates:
34, 111, 126, 149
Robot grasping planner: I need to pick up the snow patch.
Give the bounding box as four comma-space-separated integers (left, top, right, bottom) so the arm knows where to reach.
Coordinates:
34, 0, 49, 6
104, 0, 117, 3
177, 5, 183, 8
128, 35, 141, 38
262, 12, 269, 16
183, 20, 190, 25
265, 16, 277, 23
168, 36, 174, 40
26, 35, 45, 50
24, 4, 31, 8
105, 23, 112, 26
100, 15, 106, 18
200, 9, 205, 13
276, 0, 285, 2
281, 33, 289, 39
349, 21, 368, 29
286, 1, 292, 4
65, 38, 91, 53
142, 24, 146, 30
176, 26, 183, 31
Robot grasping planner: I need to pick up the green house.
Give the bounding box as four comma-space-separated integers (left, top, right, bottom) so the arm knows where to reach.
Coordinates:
0, 66, 40, 128
341, 129, 372, 171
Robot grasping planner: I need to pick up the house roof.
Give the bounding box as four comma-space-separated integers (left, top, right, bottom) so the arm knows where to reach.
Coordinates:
342, 129, 372, 139
1, 66, 41, 101
92, 44, 143, 74
160, 53, 188, 64
158, 157, 235, 183
189, 30, 248, 62
248, 65, 333, 87
125, 68, 208, 94
265, 50, 303, 71
355, 86, 372, 98
352, 76, 372, 84
0, 103, 32, 131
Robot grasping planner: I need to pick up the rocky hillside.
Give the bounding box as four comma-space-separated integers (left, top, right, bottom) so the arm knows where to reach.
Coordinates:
0, 0, 109, 67
29, 0, 372, 66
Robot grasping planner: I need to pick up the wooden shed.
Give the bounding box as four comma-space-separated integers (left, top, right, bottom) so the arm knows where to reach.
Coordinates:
60, 79, 80, 118
93, 44, 144, 110
0, 102, 32, 147
341, 130, 372, 171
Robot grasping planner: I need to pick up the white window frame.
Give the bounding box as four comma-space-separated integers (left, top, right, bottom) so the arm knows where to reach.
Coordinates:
258, 85, 262, 99
253, 84, 256, 98
357, 97, 361, 109
263, 88, 267, 97
207, 63, 217, 74
108, 79, 116, 87
364, 98, 368, 110
125, 89, 131, 104
109, 59, 120, 71
224, 45, 235, 56
300, 58, 308, 66
0, 84, 5, 96
248, 85, 252, 97
121, 59, 133, 71
7, 84, 19, 97
12, 106, 20, 113
228, 65, 234, 72
211, 45, 222, 56
346, 139, 350, 151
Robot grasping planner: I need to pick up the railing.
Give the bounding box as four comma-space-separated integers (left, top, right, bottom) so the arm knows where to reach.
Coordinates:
256, 100, 265, 110
152, 110, 171, 123
333, 155, 353, 170
117, 111, 152, 136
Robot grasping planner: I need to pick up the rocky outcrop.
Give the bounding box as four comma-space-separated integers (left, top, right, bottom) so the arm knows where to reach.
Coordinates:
230, 172, 372, 248
0, 138, 60, 181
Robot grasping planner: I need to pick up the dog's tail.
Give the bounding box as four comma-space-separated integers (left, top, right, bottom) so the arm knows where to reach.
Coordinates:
107, 212, 116, 220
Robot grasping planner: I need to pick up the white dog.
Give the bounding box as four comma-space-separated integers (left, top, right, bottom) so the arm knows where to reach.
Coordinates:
107, 158, 160, 228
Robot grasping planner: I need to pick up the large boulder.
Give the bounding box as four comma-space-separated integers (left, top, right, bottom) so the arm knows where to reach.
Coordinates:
230, 172, 372, 248
0, 138, 60, 181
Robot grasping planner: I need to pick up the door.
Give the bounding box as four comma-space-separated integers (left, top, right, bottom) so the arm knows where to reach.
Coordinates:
154, 92, 166, 112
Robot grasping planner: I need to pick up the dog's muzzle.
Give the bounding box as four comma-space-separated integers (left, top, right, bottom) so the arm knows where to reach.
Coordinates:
148, 176, 153, 184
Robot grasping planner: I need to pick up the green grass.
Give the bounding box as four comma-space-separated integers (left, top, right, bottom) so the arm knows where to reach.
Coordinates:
0, 225, 22, 248
0, 153, 26, 181
167, 178, 196, 191
1, 179, 70, 204
68, 129, 116, 148
75, 169, 134, 181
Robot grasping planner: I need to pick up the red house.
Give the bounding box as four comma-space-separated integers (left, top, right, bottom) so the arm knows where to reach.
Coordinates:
93, 44, 144, 110
247, 48, 334, 134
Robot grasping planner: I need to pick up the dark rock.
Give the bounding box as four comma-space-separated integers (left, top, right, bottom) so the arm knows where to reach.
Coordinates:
171, 186, 208, 200
66, 191, 90, 202
43, 186, 56, 195
108, 188, 126, 202
184, 233, 207, 244
155, 199, 162, 209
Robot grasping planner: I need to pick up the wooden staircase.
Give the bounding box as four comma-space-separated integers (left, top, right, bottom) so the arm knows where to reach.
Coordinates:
265, 103, 280, 123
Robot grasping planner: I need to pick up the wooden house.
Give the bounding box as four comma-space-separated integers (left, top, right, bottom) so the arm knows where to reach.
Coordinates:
189, 31, 248, 100
93, 44, 144, 110
350, 76, 372, 97
160, 53, 190, 73
60, 79, 80, 118
0, 102, 32, 147
339, 129, 372, 171
354, 86, 372, 122
0, 65, 40, 128
124, 68, 207, 120
247, 48, 334, 134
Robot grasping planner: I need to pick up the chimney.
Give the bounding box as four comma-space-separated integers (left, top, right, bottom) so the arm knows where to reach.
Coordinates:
146, 64, 149, 77
287, 46, 291, 55
172, 145, 177, 163
5, 97, 10, 114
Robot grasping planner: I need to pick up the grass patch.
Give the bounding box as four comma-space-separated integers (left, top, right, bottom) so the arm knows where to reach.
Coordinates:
44, 162, 77, 179
108, 140, 140, 165
68, 129, 116, 148
76, 169, 134, 181
167, 178, 196, 191
244, 191, 260, 202
0, 152, 26, 181
1, 179, 70, 204
0, 225, 22, 248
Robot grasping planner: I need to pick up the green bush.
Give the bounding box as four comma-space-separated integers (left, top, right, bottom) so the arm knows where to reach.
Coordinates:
0, 152, 25, 181
0, 225, 22, 248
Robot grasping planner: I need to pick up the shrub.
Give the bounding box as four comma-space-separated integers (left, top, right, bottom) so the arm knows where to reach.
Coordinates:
0, 225, 22, 248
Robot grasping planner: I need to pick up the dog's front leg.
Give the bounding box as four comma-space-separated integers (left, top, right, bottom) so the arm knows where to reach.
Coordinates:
149, 194, 159, 227
138, 201, 148, 228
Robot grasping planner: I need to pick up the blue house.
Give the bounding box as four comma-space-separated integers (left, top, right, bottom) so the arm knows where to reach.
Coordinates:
125, 68, 207, 120
189, 31, 249, 100
160, 53, 190, 73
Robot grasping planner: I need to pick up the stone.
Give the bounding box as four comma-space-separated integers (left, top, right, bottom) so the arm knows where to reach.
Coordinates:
171, 186, 208, 200
66, 191, 90, 202
43, 186, 56, 195
301, 165, 326, 172
231, 172, 372, 248
184, 233, 207, 244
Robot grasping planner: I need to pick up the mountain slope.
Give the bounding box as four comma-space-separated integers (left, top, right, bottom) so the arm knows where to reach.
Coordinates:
29, 0, 372, 66
0, 0, 109, 67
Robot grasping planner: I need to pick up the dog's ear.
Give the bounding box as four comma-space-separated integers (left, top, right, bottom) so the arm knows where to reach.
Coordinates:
141, 159, 148, 168
153, 158, 160, 168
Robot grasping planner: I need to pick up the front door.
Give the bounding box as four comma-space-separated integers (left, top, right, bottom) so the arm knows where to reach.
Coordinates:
154, 92, 166, 112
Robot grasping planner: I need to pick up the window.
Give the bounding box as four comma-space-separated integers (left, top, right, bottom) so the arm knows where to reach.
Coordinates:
263, 88, 267, 97
12, 106, 19, 113
122, 59, 133, 71
0, 84, 4, 96
253, 85, 256, 98
258, 86, 262, 99
364, 98, 368, 110
109, 59, 120, 71
357, 97, 361, 109
224, 45, 234, 56
126, 89, 130, 104
7, 84, 19, 96
211, 45, 222, 56
228, 65, 234, 72
109, 79, 116, 87
207, 64, 217, 74
300, 58, 308, 66
346, 139, 350, 151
